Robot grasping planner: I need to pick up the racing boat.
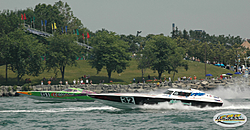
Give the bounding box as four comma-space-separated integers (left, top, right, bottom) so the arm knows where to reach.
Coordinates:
89, 89, 223, 109
17, 88, 95, 102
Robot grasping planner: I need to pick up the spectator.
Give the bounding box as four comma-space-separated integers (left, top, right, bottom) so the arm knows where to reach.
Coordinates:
142, 78, 145, 83
90, 80, 92, 84
80, 79, 84, 84
148, 75, 150, 80
169, 77, 171, 82
133, 78, 136, 83
48, 80, 51, 85
73, 79, 76, 85
86, 79, 89, 84
194, 75, 197, 81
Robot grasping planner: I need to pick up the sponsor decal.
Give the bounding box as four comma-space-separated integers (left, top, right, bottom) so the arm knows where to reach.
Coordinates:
40, 92, 50, 97
51, 93, 75, 97
213, 111, 247, 127
120, 96, 135, 104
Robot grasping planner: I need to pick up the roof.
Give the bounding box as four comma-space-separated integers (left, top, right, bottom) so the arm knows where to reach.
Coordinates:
241, 40, 250, 49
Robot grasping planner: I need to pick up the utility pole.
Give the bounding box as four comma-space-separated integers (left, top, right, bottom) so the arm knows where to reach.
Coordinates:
205, 42, 207, 77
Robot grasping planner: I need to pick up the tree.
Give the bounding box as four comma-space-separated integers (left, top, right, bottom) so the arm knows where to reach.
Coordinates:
136, 47, 154, 80
89, 31, 131, 82
0, 10, 21, 82
46, 33, 82, 83
145, 35, 187, 80
1, 29, 45, 84
168, 47, 188, 80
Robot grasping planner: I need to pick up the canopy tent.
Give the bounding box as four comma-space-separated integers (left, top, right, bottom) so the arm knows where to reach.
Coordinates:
234, 72, 242, 74
206, 74, 213, 76
226, 73, 233, 75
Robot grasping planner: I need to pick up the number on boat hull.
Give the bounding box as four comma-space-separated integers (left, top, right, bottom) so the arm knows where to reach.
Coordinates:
120, 96, 135, 104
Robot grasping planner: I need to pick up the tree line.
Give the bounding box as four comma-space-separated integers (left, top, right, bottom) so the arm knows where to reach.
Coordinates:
0, 1, 248, 85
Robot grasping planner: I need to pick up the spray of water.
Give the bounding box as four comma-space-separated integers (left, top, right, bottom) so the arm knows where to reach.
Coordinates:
0, 106, 116, 113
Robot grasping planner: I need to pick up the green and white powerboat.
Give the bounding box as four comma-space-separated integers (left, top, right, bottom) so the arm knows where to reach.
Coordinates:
17, 88, 95, 102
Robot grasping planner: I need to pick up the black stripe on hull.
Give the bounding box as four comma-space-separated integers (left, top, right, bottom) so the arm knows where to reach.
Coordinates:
89, 95, 223, 108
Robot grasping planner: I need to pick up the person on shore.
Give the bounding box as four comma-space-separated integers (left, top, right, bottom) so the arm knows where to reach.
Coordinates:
133, 78, 136, 83
148, 75, 150, 80
80, 79, 84, 84
86, 79, 89, 84
169, 77, 171, 82
48, 80, 51, 85
90, 80, 92, 84
142, 78, 145, 83
73, 79, 76, 85
194, 75, 197, 81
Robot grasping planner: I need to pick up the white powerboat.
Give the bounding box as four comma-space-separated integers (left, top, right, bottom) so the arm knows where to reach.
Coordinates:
89, 89, 223, 109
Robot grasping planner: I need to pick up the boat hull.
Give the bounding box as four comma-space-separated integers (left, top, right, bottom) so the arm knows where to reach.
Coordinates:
17, 91, 94, 102
89, 94, 223, 109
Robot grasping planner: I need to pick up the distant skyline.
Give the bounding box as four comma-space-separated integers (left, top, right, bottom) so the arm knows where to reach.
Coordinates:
1, 0, 250, 38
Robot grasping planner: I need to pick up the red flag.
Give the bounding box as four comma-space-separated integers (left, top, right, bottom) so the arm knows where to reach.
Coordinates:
21, 14, 23, 20
87, 32, 90, 38
82, 33, 84, 39
24, 13, 27, 20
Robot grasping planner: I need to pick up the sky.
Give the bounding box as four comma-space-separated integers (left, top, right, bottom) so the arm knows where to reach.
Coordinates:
1, 0, 250, 38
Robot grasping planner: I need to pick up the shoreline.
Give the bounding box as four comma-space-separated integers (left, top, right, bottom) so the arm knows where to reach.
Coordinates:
0, 77, 248, 97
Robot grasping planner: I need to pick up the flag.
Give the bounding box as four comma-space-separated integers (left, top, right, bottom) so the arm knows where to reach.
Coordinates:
21, 14, 23, 20
33, 17, 35, 22
82, 33, 84, 39
65, 26, 67, 33
54, 23, 57, 29
41, 20, 43, 26
45, 20, 47, 26
30, 17, 32, 23
24, 13, 27, 20
52, 23, 53, 30
76, 29, 79, 35
61, 27, 63, 33
87, 32, 90, 38
73, 30, 75, 34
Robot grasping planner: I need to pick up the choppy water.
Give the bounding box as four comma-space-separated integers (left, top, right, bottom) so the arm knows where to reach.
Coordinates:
1, 86, 250, 130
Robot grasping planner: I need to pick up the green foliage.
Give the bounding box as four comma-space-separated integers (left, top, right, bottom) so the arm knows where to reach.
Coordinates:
13, 85, 17, 91
0, 29, 45, 84
144, 35, 187, 79
46, 33, 82, 83
7, 87, 11, 92
22, 84, 32, 91
89, 31, 131, 82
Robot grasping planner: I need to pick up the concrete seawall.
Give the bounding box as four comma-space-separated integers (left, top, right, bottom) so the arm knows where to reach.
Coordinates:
0, 78, 248, 97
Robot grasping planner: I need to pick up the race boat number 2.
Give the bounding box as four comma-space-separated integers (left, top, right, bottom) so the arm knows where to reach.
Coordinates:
120, 96, 135, 104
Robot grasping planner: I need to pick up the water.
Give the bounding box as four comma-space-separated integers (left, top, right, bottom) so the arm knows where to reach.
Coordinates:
1, 86, 250, 130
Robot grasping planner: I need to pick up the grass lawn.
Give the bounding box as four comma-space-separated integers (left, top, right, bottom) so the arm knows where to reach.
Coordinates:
0, 59, 234, 86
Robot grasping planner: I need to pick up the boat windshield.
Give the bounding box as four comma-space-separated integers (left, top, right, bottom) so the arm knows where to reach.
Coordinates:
73, 90, 80, 92
63, 89, 73, 92
173, 91, 191, 96
164, 90, 174, 95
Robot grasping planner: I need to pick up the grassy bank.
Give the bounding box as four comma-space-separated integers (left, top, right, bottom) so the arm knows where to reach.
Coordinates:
0, 59, 234, 86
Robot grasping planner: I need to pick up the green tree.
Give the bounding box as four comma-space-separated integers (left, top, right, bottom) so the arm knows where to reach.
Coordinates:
0, 10, 20, 82
89, 31, 131, 82
1, 29, 45, 84
46, 33, 82, 83
145, 35, 187, 80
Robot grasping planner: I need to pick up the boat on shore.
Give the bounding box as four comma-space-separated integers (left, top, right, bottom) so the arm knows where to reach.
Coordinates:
89, 89, 223, 109
17, 88, 95, 102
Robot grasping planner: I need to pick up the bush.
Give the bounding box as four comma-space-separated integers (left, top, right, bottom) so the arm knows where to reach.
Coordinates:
7, 87, 11, 92
13, 85, 17, 91
22, 83, 33, 91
